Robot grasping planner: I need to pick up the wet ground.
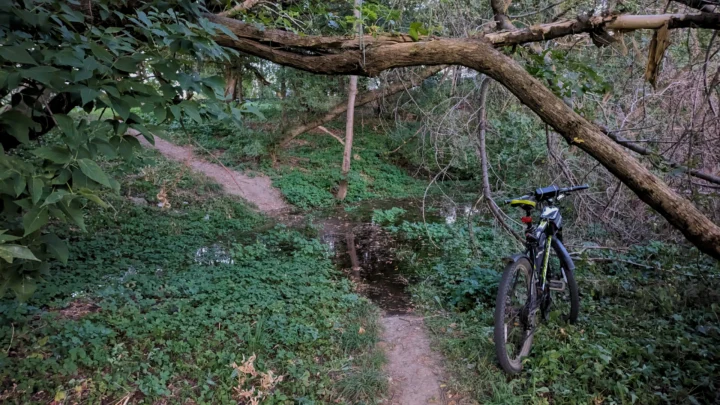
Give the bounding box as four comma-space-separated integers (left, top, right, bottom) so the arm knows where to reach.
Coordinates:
299, 197, 477, 314
191, 195, 479, 314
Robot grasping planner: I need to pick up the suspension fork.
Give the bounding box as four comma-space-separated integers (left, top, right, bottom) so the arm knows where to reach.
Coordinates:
540, 235, 552, 290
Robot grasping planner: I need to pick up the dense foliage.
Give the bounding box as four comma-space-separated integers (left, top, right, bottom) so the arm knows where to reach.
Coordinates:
1, 0, 719, 403
0, 150, 383, 403
0, 0, 242, 298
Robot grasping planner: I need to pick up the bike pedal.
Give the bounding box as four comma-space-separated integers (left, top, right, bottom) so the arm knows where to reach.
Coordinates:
548, 280, 566, 291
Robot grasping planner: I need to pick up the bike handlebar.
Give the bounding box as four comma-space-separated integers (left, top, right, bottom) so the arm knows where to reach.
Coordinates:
504, 184, 589, 204
558, 184, 589, 194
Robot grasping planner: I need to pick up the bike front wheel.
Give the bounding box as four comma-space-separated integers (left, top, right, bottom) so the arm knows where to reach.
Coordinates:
494, 257, 536, 374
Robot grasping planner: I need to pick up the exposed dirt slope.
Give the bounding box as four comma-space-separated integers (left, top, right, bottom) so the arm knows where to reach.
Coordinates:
133, 131, 288, 213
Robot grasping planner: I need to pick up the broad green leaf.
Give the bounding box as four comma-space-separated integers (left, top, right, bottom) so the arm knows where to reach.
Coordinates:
181, 101, 202, 123
53, 114, 76, 137
129, 123, 154, 145
54, 50, 84, 67
92, 138, 117, 158
77, 159, 112, 188
51, 169, 72, 185
115, 56, 138, 72
31, 177, 43, 204
74, 67, 93, 82
78, 188, 109, 208
13, 174, 26, 197
23, 206, 49, 236
61, 201, 86, 231
89, 43, 113, 63
21, 66, 60, 85
11, 276, 37, 301
119, 135, 141, 160
154, 105, 167, 123
0, 45, 37, 65
0, 245, 40, 263
0, 230, 21, 243
80, 87, 99, 105
33, 146, 72, 164
41, 233, 69, 264
43, 189, 70, 206
110, 96, 130, 120
0, 110, 37, 144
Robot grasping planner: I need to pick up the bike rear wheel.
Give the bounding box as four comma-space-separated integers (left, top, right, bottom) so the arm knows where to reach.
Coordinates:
494, 257, 536, 374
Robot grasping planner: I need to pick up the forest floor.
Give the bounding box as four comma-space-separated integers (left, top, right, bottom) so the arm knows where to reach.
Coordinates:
3, 115, 718, 404
140, 134, 452, 405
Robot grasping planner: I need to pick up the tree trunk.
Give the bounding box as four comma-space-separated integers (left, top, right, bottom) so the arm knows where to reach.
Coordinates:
206, 15, 720, 259
336, 0, 363, 201
278, 66, 443, 148
336, 75, 357, 200
280, 66, 287, 121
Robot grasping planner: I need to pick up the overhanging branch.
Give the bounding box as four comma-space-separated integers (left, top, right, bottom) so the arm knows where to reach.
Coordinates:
201, 12, 720, 259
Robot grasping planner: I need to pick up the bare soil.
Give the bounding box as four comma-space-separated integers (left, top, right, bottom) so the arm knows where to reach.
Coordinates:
381, 316, 449, 405
132, 131, 289, 214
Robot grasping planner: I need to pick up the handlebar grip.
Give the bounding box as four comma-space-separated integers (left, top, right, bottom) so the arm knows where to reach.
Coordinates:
570, 184, 589, 191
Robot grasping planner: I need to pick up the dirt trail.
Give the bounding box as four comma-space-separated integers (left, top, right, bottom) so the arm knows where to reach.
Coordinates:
135, 131, 450, 403
131, 131, 288, 213
382, 316, 448, 405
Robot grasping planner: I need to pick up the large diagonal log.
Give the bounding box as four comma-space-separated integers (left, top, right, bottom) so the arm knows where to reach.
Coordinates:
206, 14, 720, 259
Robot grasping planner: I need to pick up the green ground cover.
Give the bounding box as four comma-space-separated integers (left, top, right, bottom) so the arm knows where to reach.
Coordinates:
0, 149, 384, 404
377, 210, 720, 405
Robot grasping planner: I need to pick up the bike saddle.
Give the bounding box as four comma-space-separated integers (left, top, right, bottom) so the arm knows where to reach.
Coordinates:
509, 198, 536, 209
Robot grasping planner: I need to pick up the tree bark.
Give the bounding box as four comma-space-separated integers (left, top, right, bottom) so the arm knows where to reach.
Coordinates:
475, 77, 523, 241
278, 66, 443, 148
205, 13, 720, 60
336, 74, 357, 200
490, 0, 515, 31
336, 0, 363, 201
205, 14, 720, 259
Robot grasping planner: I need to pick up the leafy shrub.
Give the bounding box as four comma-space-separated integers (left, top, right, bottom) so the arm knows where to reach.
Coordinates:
371, 207, 407, 225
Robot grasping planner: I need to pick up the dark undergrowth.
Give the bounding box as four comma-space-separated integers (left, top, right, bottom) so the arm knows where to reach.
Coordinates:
377, 208, 720, 405
0, 149, 384, 404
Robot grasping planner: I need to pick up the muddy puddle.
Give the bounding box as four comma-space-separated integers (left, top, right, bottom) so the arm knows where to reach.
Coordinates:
296, 197, 478, 314
195, 197, 478, 314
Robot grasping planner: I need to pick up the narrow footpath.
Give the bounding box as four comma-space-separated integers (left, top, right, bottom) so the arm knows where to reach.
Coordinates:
137, 133, 451, 404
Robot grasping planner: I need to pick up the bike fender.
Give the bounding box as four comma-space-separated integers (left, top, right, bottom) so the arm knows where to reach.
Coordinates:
502, 253, 530, 265
551, 238, 575, 271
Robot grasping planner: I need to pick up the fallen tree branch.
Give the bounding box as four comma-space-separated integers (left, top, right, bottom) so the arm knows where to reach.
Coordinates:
601, 126, 720, 185
203, 12, 720, 259
475, 77, 523, 242
571, 256, 658, 270
206, 13, 720, 59
316, 126, 344, 145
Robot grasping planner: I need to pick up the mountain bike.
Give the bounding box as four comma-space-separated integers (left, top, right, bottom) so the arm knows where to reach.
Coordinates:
493, 184, 589, 374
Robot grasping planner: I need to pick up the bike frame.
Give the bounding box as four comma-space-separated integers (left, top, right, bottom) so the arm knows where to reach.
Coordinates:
505, 202, 577, 315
